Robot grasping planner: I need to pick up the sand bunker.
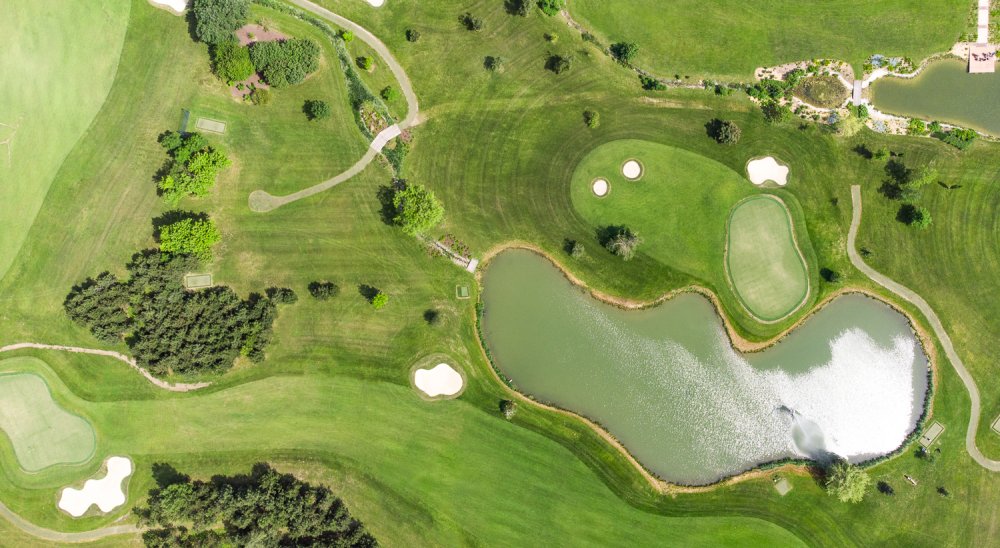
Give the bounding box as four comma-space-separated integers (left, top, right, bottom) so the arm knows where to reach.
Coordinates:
414, 363, 464, 397
592, 178, 609, 197
365, 0, 386, 6
148, 0, 186, 15
746, 157, 789, 186
58, 457, 132, 517
622, 160, 643, 180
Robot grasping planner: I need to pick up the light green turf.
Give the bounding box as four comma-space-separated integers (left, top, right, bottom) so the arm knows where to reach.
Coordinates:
0, 364, 95, 472
725, 195, 809, 321
0, 0, 130, 282
569, 0, 968, 79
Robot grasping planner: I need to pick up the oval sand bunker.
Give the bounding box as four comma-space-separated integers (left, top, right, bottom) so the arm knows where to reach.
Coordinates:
592, 178, 609, 197
414, 363, 464, 397
622, 160, 643, 180
58, 456, 132, 517
746, 156, 789, 186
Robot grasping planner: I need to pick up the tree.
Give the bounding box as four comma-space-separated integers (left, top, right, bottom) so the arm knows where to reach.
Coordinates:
583, 109, 600, 129
761, 100, 791, 123
250, 38, 320, 87
825, 461, 871, 503
928, 120, 942, 134
191, 0, 249, 44
371, 291, 389, 309
356, 56, 374, 71
546, 54, 571, 74
266, 287, 297, 304
873, 146, 890, 161
423, 309, 441, 325
381, 86, 400, 100
609, 42, 639, 64
250, 87, 271, 105
710, 119, 741, 144
506, 0, 532, 16
308, 281, 339, 300
603, 226, 642, 260
909, 167, 938, 189
304, 99, 331, 121
500, 399, 518, 419
537, 0, 565, 16
391, 184, 445, 235
156, 133, 231, 205
908, 118, 928, 135
912, 206, 933, 229
211, 40, 254, 82
460, 13, 484, 31
405, 28, 421, 42
820, 267, 841, 283
340, 30, 354, 42
158, 218, 221, 261
484, 56, 505, 73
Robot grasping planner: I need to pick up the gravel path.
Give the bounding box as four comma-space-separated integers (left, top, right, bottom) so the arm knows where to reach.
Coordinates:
249, 0, 420, 212
848, 185, 1000, 471
0, 499, 138, 543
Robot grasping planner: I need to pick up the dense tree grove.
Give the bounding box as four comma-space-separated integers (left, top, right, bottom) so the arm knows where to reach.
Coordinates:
192, 0, 250, 44
135, 463, 378, 547
211, 40, 254, 82
64, 251, 276, 376
158, 217, 222, 261
156, 131, 231, 205
390, 183, 445, 235
249, 38, 320, 87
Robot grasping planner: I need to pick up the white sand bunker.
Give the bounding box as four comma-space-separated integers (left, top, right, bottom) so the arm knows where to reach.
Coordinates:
414, 363, 464, 397
148, 0, 187, 15
365, 0, 386, 6
58, 456, 132, 517
746, 156, 789, 186
622, 160, 643, 180
592, 178, 609, 197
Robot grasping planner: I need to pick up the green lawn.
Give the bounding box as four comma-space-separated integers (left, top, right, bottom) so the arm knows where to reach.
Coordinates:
3, 0, 1000, 546
0, 0, 130, 282
725, 195, 810, 321
569, 0, 969, 79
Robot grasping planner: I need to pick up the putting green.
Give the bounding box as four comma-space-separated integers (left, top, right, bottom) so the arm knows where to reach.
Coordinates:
725, 195, 809, 321
0, 364, 95, 472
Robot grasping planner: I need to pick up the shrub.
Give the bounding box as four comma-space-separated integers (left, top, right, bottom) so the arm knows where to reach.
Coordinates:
584, 109, 600, 129
249, 38, 320, 87
484, 56, 505, 73
545, 33, 558, 43
609, 42, 639, 64
405, 28, 421, 42
639, 75, 665, 90
266, 287, 298, 304
391, 184, 445, 235
356, 55, 374, 71
761, 100, 791, 123
546, 54, 571, 74
537, 0, 565, 16
340, 30, 354, 42
710, 119, 741, 144
423, 309, 441, 325
928, 121, 942, 134
371, 291, 389, 309
942, 127, 976, 150
308, 281, 339, 300
907, 118, 928, 135
249, 87, 271, 105
304, 99, 331, 120
500, 399, 518, 419
897, 204, 932, 229
825, 461, 871, 503
873, 146, 890, 161
569, 241, 586, 258
158, 217, 222, 261
461, 12, 484, 31
191, 0, 250, 44
211, 40, 254, 82
820, 267, 841, 283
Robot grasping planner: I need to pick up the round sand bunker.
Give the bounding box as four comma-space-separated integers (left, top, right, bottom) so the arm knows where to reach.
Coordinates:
592, 178, 609, 197
746, 156, 789, 186
622, 160, 643, 180
414, 363, 464, 398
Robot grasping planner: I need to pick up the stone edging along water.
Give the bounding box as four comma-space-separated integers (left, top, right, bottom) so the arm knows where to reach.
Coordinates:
471, 241, 937, 492
849, 186, 1000, 473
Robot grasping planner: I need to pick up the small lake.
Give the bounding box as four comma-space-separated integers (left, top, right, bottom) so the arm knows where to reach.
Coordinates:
481, 250, 929, 485
870, 58, 1000, 135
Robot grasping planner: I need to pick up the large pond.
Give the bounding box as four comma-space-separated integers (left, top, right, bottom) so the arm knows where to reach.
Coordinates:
870, 58, 1000, 135
481, 250, 929, 485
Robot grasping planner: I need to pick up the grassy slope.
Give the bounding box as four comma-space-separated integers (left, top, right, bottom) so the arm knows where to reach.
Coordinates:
569, 0, 967, 79
1, 0, 1000, 546
0, 0, 130, 282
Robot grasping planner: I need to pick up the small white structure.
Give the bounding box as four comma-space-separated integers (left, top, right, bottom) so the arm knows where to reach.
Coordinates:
621, 160, 643, 180
58, 457, 133, 517
414, 363, 464, 397
148, 0, 186, 15
746, 156, 789, 186
592, 178, 609, 197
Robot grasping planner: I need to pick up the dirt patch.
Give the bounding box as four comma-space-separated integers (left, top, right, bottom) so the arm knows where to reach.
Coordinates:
236, 24, 288, 47
231, 73, 269, 100
794, 75, 850, 109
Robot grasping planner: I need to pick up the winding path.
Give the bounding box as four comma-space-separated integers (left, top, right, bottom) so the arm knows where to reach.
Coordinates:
0, 499, 137, 543
848, 185, 1000, 471
0, 343, 210, 392
249, 0, 420, 212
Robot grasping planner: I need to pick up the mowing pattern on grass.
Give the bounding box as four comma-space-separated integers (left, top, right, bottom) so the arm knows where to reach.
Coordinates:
0, 366, 95, 472
725, 195, 810, 322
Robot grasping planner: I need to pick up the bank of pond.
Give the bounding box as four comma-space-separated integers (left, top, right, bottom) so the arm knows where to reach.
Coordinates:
481, 250, 929, 485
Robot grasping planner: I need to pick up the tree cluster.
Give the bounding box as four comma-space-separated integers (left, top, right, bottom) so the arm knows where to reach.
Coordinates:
941, 127, 976, 150
156, 131, 231, 205
158, 217, 221, 261
64, 250, 276, 376
192, 0, 250, 45
309, 281, 340, 300
135, 463, 377, 547
745, 69, 803, 102
211, 40, 254, 83
249, 38, 320, 87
